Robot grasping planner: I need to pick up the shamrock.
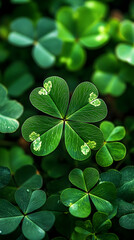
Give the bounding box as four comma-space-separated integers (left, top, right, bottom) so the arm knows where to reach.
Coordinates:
96, 121, 126, 167
8, 17, 62, 68
56, 5, 109, 70
60, 168, 116, 218
72, 212, 119, 240
0, 188, 55, 240
92, 53, 126, 97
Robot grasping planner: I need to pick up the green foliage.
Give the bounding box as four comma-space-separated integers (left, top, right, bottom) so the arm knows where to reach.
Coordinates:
14, 165, 43, 189
0, 84, 23, 133
0, 165, 43, 203
117, 166, 134, 230
0, 0, 134, 239
0, 188, 55, 239
3, 61, 34, 97
0, 146, 33, 173
71, 212, 119, 240
11, 0, 30, 3
57, 5, 109, 70
0, 167, 11, 189
22, 76, 107, 160
61, 168, 116, 218
92, 53, 126, 96
101, 166, 134, 229
96, 121, 126, 167
116, 20, 134, 66
8, 17, 62, 68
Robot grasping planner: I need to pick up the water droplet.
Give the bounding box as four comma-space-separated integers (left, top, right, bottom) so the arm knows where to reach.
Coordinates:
81, 143, 90, 155
33, 137, 42, 151
27, 189, 30, 192
88, 92, 101, 107
38, 88, 47, 95
29, 132, 40, 141
87, 140, 96, 149
38, 81, 52, 96
0, 230, 2, 234
43, 81, 52, 93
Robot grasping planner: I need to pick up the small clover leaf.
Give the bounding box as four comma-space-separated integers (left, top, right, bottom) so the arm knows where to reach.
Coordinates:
0, 83, 23, 133
71, 212, 119, 240
117, 166, 134, 229
0, 167, 11, 189
116, 20, 134, 65
3, 61, 34, 97
0, 188, 55, 239
92, 53, 126, 97
60, 168, 116, 218
100, 166, 134, 229
57, 6, 109, 70
14, 165, 43, 190
0, 146, 33, 174
0, 165, 43, 203
22, 76, 107, 160
8, 17, 62, 68
0, 199, 23, 235
96, 121, 126, 167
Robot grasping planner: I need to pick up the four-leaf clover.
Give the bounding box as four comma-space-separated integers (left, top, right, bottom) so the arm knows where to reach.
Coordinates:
22, 76, 107, 160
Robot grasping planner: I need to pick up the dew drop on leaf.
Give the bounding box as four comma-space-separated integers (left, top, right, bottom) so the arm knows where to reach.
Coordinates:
88, 92, 101, 107
81, 143, 90, 155
87, 140, 96, 149
38, 81, 52, 95
43, 81, 52, 93
29, 132, 40, 141
38, 88, 47, 95
33, 137, 42, 151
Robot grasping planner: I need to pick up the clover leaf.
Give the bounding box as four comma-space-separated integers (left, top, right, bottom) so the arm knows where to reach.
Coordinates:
0, 199, 23, 235
0, 146, 33, 174
116, 20, 134, 65
22, 76, 107, 160
41, 155, 70, 179
8, 17, 62, 68
96, 121, 126, 167
57, 6, 109, 70
0, 188, 55, 239
100, 166, 134, 229
0, 84, 23, 133
0, 167, 11, 189
117, 166, 134, 230
0, 165, 43, 203
14, 165, 43, 190
92, 53, 126, 96
60, 168, 116, 218
3, 61, 34, 97
71, 212, 119, 240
